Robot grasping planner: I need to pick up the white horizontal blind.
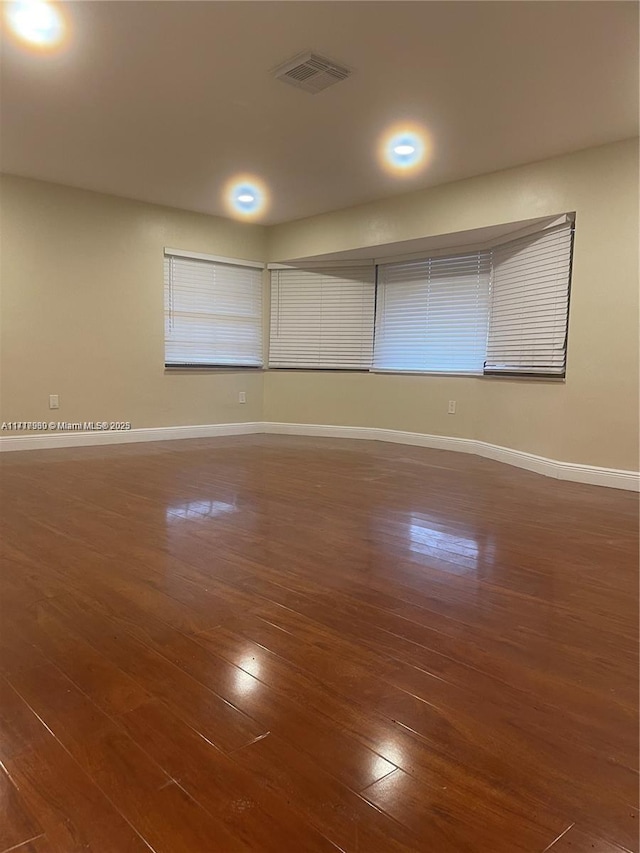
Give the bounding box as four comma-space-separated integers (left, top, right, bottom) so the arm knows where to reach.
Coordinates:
374, 252, 491, 373
485, 222, 573, 375
269, 267, 375, 369
164, 254, 263, 367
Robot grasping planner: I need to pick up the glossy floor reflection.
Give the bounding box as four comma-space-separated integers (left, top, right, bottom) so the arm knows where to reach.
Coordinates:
0, 435, 638, 852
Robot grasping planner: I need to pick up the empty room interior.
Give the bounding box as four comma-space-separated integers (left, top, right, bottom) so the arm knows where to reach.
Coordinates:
1, 1, 639, 851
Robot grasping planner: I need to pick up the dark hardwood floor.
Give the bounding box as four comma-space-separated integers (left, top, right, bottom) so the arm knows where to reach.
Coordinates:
1, 435, 638, 852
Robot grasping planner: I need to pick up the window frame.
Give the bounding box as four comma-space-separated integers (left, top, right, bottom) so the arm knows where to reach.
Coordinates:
163, 248, 265, 371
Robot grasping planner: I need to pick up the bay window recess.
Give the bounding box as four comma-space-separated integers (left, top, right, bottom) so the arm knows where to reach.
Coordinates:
164, 249, 263, 368
167, 216, 574, 377
266, 215, 574, 378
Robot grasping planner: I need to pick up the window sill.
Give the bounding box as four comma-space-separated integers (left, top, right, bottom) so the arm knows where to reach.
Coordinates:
164, 365, 264, 373
371, 369, 482, 377
371, 369, 565, 382
482, 373, 566, 383
267, 367, 370, 373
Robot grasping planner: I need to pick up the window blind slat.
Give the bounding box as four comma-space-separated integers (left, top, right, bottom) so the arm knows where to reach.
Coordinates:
373, 252, 491, 374
164, 255, 263, 367
269, 267, 375, 369
484, 223, 573, 376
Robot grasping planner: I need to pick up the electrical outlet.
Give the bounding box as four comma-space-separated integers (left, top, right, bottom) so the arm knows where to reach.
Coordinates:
447, 400, 456, 414
238, 391, 246, 404
49, 394, 59, 410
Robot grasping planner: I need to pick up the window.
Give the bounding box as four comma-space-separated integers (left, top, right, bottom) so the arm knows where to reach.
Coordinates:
484, 221, 573, 376
374, 252, 492, 374
164, 249, 263, 368
269, 266, 375, 369
265, 215, 574, 378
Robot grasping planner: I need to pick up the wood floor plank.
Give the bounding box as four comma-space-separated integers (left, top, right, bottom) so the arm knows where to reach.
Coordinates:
73, 727, 250, 853
41, 592, 400, 792
238, 567, 635, 715
4, 659, 251, 852
193, 624, 581, 839
5, 842, 51, 853
220, 605, 633, 753
230, 728, 424, 852
235, 575, 638, 739
0, 766, 43, 853
3, 735, 149, 852
7, 609, 149, 718
118, 699, 340, 852
7, 662, 120, 751
209, 608, 638, 811
1, 435, 637, 852
0, 677, 52, 762
362, 766, 567, 853
545, 825, 635, 852
3, 839, 50, 853
29, 596, 269, 754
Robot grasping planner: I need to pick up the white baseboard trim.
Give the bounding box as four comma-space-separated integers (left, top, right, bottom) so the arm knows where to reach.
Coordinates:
1, 419, 637, 491
0, 421, 263, 452
263, 422, 639, 492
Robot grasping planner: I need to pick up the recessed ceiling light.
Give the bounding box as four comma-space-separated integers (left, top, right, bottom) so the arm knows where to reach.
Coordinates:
234, 185, 260, 213
5, 1, 65, 49
378, 124, 431, 175
393, 144, 416, 156
223, 175, 269, 219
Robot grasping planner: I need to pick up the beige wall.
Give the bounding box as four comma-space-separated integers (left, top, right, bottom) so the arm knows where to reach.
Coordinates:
0, 176, 267, 429
2, 139, 638, 471
266, 139, 639, 471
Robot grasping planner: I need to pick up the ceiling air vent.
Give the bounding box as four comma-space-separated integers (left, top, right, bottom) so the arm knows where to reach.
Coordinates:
273, 52, 351, 94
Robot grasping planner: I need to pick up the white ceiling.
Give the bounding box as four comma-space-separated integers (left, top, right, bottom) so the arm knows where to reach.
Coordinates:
1, 1, 637, 225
